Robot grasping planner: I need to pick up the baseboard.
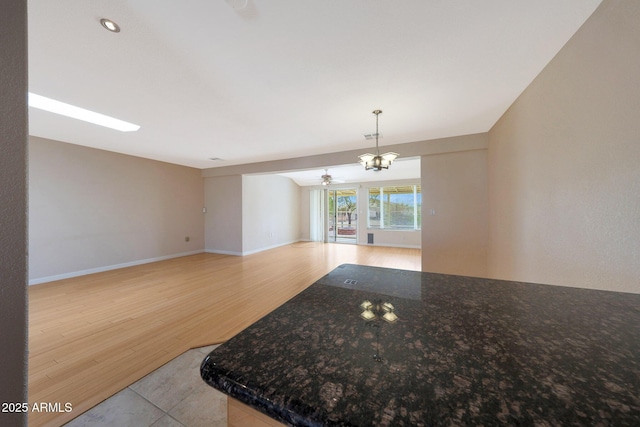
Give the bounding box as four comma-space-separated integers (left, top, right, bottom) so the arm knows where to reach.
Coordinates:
206, 240, 301, 257
364, 242, 421, 249
205, 249, 243, 256
28, 250, 205, 286
241, 240, 300, 256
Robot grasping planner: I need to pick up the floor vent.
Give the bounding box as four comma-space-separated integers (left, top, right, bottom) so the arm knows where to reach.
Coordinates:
344, 279, 358, 285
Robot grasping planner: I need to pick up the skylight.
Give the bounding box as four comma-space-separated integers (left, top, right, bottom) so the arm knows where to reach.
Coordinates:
28, 93, 140, 132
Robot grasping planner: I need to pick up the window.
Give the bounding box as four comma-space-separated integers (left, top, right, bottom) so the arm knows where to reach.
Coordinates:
368, 185, 421, 230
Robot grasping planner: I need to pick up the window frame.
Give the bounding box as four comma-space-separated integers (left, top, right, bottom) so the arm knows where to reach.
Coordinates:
367, 184, 421, 230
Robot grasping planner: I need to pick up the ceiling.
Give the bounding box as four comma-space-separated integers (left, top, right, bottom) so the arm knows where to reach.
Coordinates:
28, 0, 602, 174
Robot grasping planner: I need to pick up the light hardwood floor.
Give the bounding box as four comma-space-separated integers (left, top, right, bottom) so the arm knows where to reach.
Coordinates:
28, 242, 421, 427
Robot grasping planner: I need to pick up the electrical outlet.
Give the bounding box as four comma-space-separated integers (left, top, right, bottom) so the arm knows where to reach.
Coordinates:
185, 236, 190, 242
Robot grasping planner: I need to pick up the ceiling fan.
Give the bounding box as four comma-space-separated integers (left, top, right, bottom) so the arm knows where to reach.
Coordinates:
320, 169, 345, 186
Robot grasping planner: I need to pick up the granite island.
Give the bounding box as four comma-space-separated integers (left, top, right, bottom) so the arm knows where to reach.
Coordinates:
201, 264, 640, 426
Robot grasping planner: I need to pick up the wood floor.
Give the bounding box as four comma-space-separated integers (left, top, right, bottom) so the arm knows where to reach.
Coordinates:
28, 242, 421, 427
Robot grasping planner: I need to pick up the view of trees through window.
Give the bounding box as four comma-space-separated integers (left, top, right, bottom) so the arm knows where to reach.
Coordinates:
368, 185, 421, 229
328, 189, 358, 241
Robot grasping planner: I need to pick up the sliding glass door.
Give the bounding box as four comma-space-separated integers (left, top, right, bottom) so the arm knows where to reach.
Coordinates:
327, 188, 357, 244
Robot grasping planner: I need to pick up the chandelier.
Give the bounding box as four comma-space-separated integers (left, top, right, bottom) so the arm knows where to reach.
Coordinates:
358, 110, 398, 171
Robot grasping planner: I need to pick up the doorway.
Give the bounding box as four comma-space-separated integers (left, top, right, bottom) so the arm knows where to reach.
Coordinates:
327, 188, 357, 244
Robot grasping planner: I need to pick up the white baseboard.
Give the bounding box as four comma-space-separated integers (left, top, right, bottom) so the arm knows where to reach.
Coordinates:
28, 250, 205, 286
205, 249, 243, 256
241, 240, 300, 256
364, 242, 421, 249
206, 240, 301, 257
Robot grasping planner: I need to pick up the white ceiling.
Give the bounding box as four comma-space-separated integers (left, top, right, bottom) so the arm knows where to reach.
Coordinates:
28, 0, 602, 172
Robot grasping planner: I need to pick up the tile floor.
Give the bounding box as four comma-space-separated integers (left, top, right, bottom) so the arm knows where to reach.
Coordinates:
64, 345, 227, 427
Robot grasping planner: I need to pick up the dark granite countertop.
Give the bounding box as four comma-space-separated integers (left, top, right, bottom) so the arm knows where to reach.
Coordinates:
200, 264, 640, 426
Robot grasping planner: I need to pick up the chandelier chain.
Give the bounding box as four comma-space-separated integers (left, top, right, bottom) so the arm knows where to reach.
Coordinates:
375, 110, 380, 155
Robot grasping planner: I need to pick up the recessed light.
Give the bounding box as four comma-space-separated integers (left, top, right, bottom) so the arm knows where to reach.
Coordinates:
100, 18, 120, 33
28, 93, 140, 132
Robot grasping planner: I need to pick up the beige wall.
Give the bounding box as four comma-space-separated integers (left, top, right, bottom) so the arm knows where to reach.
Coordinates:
488, 0, 640, 293
204, 175, 243, 254
0, 0, 28, 424
421, 149, 489, 277
29, 137, 205, 284
299, 187, 311, 241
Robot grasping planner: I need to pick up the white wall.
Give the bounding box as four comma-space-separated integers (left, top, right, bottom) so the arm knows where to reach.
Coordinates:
421, 149, 489, 277
242, 174, 301, 254
488, 0, 640, 293
29, 137, 205, 284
